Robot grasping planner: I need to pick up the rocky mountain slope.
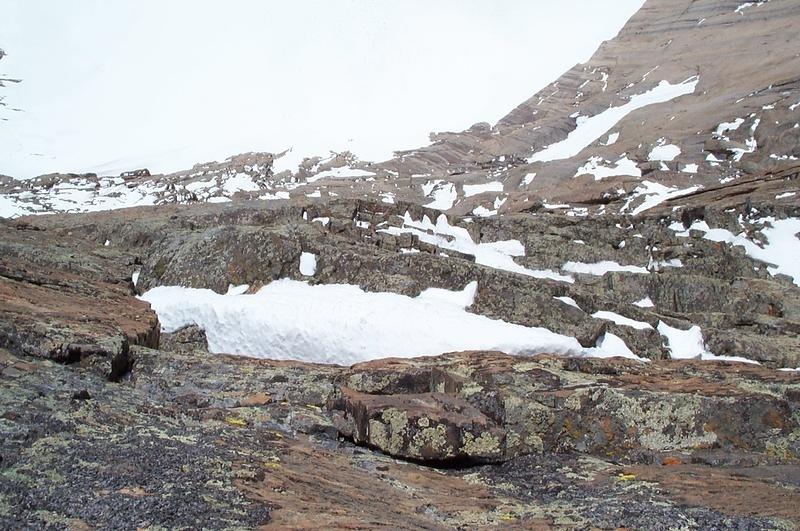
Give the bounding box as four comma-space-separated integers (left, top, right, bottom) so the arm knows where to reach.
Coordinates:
1, 0, 800, 528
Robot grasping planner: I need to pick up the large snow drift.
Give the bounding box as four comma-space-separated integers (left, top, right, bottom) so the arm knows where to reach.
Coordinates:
139, 279, 643, 365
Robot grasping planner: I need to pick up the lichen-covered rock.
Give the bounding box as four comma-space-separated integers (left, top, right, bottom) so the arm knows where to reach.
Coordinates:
328, 387, 505, 463
343, 352, 800, 462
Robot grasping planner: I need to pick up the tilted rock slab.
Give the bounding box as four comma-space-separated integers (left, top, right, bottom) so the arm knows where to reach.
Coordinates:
328, 387, 505, 463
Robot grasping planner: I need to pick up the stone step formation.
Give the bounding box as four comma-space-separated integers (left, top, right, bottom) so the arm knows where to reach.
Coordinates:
1, 0, 800, 528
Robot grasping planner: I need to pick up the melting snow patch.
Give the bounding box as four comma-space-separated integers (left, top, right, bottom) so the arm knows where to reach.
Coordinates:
306, 166, 376, 183
776, 192, 796, 199
527, 77, 698, 163
681, 163, 699, 174
633, 296, 655, 308
575, 155, 641, 180
521, 173, 537, 186
603, 132, 620, 146
625, 180, 701, 216
592, 310, 653, 330
379, 212, 574, 283
562, 261, 649, 275
424, 181, 457, 211
648, 141, 681, 162
590, 332, 646, 361
657, 321, 759, 364
735, 1, 768, 14
221, 173, 260, 195
131, 270, 140, 286
554, 296, 581, 310
139, 280, 645, 365
715, 118, 745, 137
299, 252, 317, 276
259, 191, 291, 201
671, 218, 800, 285
463, 181, 504, 197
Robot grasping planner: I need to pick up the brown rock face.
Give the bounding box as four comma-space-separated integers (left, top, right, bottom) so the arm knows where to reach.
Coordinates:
328, 387, 505, 463
0, 223, 160, 378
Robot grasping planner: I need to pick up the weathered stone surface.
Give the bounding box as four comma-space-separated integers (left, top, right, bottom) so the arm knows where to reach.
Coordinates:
1, 344, 799, 529
328, 387, 505, 463
343, 352, 800, 462
0, 223, 159, 378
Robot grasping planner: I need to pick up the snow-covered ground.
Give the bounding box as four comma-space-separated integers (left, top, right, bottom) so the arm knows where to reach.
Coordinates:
1, 0, 646, 178
139, 279, 646, 365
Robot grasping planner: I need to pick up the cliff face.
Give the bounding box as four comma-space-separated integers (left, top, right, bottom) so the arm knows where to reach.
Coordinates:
385, 0, 800, 210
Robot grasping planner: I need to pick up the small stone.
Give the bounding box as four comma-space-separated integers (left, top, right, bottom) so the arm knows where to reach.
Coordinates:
72, 389, 92, 400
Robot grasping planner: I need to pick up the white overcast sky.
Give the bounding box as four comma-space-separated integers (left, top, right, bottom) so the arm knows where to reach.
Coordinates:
0, 0, 644, 178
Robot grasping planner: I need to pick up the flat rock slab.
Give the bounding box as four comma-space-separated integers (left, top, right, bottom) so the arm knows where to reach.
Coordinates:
328, 387, 506, 463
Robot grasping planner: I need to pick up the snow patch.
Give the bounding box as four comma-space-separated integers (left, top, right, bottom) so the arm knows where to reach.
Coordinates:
139, 280, 645, 365
648, 141, 681, 162
562, 260, 649, 276
527, 77, 699, 163
672, 218, 800, 286
463, 181, 504, 197
299, 252, 317, 276
575, 155, 641, 181
424, 181, 457, 211
379, 212, 575, 283
657, 321, 759, 364
592, 310, 653, 330
306, 166, 376, 183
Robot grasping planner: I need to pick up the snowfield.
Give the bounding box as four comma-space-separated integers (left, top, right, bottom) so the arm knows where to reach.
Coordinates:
139, 279, 647, 365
